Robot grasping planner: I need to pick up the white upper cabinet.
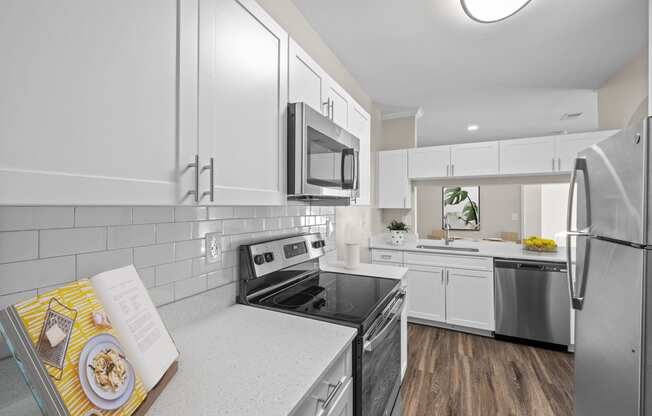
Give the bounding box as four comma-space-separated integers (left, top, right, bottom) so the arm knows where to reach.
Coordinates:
500, 136, 556, 175
0, 0, 190, 205
378, 150, 410, 209
324, 80, 351, 129
289, 39, 328, 115
408, 146, 451, 179
348, 103, 372, 205
198, 0, 287, 205
450, 141, 500, 177
556, 130, 619, 172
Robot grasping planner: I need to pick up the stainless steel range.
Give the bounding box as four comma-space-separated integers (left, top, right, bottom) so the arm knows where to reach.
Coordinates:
238, 233, 404, 416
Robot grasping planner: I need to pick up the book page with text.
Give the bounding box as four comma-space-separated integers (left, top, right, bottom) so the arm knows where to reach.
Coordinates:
90, 265, 179, 391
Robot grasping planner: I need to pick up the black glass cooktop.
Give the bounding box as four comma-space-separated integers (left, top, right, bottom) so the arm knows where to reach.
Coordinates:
254, 272, 399, 325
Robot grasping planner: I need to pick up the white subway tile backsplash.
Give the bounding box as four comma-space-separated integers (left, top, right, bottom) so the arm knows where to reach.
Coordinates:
174, 239, 204, 260
0, 256, 75, 295
175, 207, 207, 222
0, 290, 37, 310
133, 207, 174, 224
157, 222, 193, 243
0, 231, 38, 263
133, 243, 174, 268
136, 266, 156, 288
156, 259, 192, 286
192, 221, 222, 239
207, 267, 234, 289
0, 207, 74, 231
1, 203, 331, 310
75, 207, 131, 227
76, 249, 133, 279
174, 275, 208, 300
108, 224, 156, 249
40, 227, 106, 257
208, 207, 234, 220
149, 284, 174, 307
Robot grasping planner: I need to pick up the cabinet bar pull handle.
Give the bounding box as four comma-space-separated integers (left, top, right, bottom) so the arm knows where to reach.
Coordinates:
185, 154, 200, 203
201, 157, 214, 202
318, 377, 346, 412
552, 158, 555, 171
330, 100, 334, 120
323, 98, 331, 118
451, 164, 454, 176
558, 158, 561, 171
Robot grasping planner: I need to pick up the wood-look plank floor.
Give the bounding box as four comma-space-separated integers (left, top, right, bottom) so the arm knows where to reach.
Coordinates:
399, 324, 574, 416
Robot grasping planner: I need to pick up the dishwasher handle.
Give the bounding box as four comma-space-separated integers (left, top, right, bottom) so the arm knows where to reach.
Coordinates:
494, 259, 567, 273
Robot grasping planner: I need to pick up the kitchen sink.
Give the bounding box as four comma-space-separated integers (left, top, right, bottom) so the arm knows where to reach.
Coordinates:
416, 245, 480, 253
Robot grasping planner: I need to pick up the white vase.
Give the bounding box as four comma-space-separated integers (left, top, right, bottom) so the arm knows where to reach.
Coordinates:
390, 230, 407, 245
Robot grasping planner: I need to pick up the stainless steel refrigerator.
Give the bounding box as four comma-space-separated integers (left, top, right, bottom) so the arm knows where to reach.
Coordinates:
569, 117, 652, 415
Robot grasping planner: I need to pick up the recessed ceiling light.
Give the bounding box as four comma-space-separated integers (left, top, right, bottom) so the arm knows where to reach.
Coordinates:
461, 0, 533, 23
467, 124, 479, 131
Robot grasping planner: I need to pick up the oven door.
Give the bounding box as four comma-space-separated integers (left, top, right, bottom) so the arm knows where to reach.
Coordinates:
361, 291, 404, 416
288, 103, 359, 199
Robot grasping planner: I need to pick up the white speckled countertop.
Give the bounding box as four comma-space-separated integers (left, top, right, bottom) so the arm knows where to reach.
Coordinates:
320, 259, 408, 281
148, 304, 357, 416
369, 235, 569, 263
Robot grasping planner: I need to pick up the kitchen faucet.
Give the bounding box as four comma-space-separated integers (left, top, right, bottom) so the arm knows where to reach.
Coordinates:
443, 216, 453, 246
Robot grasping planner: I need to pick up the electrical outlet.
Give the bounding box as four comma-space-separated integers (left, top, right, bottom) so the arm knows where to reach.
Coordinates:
511, 213, 519, 221
205, 232, 222, 264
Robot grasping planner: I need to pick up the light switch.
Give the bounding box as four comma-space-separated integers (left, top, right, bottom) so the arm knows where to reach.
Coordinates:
205, 232, 221, 264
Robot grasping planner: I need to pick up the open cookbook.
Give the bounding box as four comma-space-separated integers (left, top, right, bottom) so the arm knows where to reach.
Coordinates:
0, 265, 179, 416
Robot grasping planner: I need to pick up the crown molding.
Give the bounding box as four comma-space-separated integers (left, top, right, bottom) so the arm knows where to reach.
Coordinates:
381, 107, 424, 121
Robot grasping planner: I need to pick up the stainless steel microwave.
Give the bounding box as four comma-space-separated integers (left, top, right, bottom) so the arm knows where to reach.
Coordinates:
287, 102, 360, 204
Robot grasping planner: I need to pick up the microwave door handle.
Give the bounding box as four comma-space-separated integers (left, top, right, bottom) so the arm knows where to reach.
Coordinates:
354, 150, 360, 192
340, 148, 354, 190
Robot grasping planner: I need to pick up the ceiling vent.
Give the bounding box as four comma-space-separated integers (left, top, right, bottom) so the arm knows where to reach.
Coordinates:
561, 112, 583, 120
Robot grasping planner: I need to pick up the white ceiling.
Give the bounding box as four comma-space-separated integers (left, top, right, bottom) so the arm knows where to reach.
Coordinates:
291, 0, 648, 146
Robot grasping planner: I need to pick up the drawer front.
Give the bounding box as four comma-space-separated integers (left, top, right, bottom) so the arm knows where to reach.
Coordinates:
371, 249, 404, 264
405, 252, 492, 271
291, 345, 352, 416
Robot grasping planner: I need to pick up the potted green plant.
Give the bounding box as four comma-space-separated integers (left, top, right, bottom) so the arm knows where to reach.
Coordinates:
387, 220, 409, 245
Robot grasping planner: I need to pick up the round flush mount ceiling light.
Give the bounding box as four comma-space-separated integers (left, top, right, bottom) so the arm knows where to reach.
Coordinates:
461, 0, 533, 23
467, 124, 479, 131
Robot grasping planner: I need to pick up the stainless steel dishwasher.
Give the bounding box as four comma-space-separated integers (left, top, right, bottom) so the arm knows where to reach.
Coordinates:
494, 259, 570, 346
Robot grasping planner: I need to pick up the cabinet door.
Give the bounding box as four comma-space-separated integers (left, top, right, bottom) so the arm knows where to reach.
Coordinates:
289, 38, 328, 115
405, 266, 446, 323
408, 146, 451, 178
556, 130, 619, 172
445, 268, 494, 331
348, 103, 371, 205
378, 150, 410, 209
0, 0, 190, 205
500, 136, 556, 175
325, 378, 354, 416
198, 0, 287, 205
324, 79, 350, 129
450, 141, 499, 177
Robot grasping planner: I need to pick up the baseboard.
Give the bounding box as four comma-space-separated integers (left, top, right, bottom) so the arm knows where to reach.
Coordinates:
407, 317, 494, 338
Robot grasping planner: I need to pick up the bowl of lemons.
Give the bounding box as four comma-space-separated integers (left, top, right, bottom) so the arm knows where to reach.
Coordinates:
522, 236, 558, 252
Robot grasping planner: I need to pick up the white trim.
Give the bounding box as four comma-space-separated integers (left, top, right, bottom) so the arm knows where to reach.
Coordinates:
381, 107, 423, 121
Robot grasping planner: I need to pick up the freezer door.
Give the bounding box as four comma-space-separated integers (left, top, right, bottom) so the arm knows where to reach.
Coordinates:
576, 119, 648, 245
574, 238, 643, 416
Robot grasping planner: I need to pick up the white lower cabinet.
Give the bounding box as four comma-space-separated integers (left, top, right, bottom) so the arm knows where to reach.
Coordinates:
406, 266, 446, 322
291, 345, 353, 416
372, 249, 495, 332
444, 268, 494, 331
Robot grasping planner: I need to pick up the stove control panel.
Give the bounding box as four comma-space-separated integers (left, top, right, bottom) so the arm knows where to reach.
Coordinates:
242, 233, 325, 278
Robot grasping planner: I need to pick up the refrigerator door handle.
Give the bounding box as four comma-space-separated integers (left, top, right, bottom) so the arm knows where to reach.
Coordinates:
567, 157, 592, 310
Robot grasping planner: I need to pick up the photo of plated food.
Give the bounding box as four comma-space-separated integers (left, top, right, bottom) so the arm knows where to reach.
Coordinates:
78, 334, 136, 410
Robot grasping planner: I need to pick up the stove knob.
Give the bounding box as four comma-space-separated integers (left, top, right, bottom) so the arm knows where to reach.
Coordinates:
253, 254, 265, 265
312, 240, 325, 249
264, 252, 274, 262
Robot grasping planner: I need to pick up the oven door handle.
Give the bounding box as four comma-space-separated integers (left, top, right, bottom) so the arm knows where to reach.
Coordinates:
363, 294, 405, 352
